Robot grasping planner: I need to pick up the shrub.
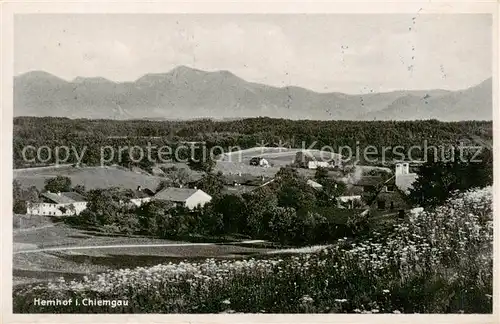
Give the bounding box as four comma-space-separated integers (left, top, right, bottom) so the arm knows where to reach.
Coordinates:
44, 176, 72, 193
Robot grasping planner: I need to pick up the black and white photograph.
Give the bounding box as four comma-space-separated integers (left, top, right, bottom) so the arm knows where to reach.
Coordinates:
3, 1, 497, 319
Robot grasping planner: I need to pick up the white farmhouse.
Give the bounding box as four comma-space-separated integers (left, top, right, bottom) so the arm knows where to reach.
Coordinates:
306, 179, 323, 190
154, 187, 212, 210
129, 186, 154, 207
395, 162, 418, 194
249, 157, 270, 168
129, 194, 152, 207
337, 195, 362, 209
307, 161, 330, 169
259, 158, 270, 167
27, 191, 87, 216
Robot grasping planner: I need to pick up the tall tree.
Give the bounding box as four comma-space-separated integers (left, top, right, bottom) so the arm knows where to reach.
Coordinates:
44, 176, 72, 192
409, 148, 493, 207
187, 148, 215, 173
314, 167, 329, 181
275, 167, 317, 211
73, 184, 87, 196
197, 171, 225, 197
168, 168, 190, 187
213, 194, 247, 233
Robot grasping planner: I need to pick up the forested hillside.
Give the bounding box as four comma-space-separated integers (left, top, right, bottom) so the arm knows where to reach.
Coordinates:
13, 117, 492, 168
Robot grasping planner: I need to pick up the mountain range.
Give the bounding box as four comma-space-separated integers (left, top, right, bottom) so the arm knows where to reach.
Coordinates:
14, 66, 492, 121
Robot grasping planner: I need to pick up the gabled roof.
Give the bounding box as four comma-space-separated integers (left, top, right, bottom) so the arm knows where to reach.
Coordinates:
41, 192, 86, 204
396, 174, 418, 194
132, 190, 152, 199
355, 176, 384, 187
338, 195, 362, 203
154, 187, 200, 202
307, 179, 323, 189
342, 185, 364, 196
143, 188, 156, 196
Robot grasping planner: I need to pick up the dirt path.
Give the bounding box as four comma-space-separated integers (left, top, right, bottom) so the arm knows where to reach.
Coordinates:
14, 240, 266, 254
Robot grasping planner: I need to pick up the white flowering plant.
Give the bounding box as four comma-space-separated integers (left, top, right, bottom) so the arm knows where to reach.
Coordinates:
14, 187, 493, 313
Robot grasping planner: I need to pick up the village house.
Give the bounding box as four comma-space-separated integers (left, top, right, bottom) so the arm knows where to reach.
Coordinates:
128, 186, 155, 207
336, 185, 364, 209
337, 195, 363, 209
370, 183, 410, 211
26, 191, 87, 216
340, 169, 412, 212
220, 173, 273, 195
354, 175, 383, 193
154, 187, 212, 210
307, 161, 330, 169
249, 157, 270, 167
294, 150, 342, 169
306, 179, 323, 190
394, 162, 419, 194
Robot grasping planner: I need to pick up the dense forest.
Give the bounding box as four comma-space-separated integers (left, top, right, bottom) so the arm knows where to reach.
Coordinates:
13, 117, 492, 168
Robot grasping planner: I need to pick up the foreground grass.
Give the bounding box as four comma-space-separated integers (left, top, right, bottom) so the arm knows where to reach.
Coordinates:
14, 187, 493, 313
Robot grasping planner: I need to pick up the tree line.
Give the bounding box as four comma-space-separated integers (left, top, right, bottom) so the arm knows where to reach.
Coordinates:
13, 143, 493, 244
14, 117, 492, 168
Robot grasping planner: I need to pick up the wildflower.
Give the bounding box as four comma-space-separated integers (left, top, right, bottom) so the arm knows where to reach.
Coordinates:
300, 295, 314, 304
16, 186, 492, 314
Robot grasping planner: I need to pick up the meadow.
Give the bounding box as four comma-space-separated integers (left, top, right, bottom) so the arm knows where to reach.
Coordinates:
13, 186, 493, 313
217, 147, 342, 165
13, 222, 274, 286
13, 165, 165, 191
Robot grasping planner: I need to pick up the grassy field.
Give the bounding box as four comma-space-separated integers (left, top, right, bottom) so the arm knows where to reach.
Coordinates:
13, 223, 273, 286
217, 147, 342, 166
14, 165, 165, 191
13, 149, 349, 190
214, 161, 281, 176
215, 161, 345, 180
13, 214, 58, 230
215, 147, 346, 178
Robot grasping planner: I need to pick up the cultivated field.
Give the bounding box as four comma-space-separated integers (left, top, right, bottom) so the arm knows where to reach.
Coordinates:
13, 165, 165, 191
214, 161, 281, 176
215, 147, 345, 177
217, 147, 343, 166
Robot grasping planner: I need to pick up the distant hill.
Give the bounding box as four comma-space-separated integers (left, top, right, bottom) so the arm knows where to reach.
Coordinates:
14, 66, 492, 121
359, 78, 492, 121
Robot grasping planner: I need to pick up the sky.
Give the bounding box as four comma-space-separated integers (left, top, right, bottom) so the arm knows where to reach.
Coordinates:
14, 14, 492, 94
